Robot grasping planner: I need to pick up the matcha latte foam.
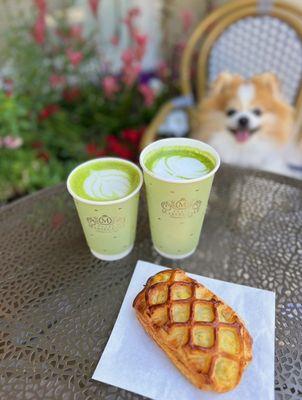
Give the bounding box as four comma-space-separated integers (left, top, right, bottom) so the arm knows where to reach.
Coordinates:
68, 159, 141, 202
144, 146, 215, 181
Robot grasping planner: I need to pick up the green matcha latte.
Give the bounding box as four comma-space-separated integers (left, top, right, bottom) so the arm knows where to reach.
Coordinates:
67, 158, 143, 261
144, 146, 215, 181
68, 159, 141, 202
140, 138, 220, 259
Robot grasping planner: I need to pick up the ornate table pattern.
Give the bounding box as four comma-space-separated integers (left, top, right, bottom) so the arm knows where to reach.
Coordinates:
0, 165, 301, 400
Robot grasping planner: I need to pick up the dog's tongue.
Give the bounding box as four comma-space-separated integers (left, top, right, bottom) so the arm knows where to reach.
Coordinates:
235, 130, 250, 143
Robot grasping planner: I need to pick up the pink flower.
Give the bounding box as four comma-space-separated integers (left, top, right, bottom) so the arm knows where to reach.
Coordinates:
175, 41, 186, 54
69, 25, 83, 40
181, 10, 194, 33
110, 35, 120, 46
1, 135, 23, 149
158, 61, 170, 79
32, 0, 47, 45
102, 76, 119, 98
66, 49, 83, 67
128, 7, 140, 19
89, 0, 100, 17
134, 45, 146, 61
33, 0, 46, 14
133, 33, 148, 60
122, 64, 141, 86
139, 84, 155, 107
121, 48, 135, 66
133, 33, 148, 47
32, 15, 46, 44
49, 74, 66, 88
123, 7, 140, 35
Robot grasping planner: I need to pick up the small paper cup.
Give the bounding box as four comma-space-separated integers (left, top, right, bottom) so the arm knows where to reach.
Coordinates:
140, 138, 220, 259
67, 157, 143, 261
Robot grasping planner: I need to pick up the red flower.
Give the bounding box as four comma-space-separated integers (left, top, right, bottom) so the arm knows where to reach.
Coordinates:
139, 84, 155, 107
102, 76, 119, 98
38, 104, 60, 121
121, 128, 144, 145
86, 143, 106, 157
113, 143, 134, 160
106, 135, 134, 160
66, 49, 83, 67
3, 78, 13, 97
31, 140, 44, 149
32, 15, 46, 45
89, 0, 100, 17
37, 150, 50, 162
49, 74, 66, 88
63, 87, 81, 102
106, 134, 119, 150
31, 140, 50, 161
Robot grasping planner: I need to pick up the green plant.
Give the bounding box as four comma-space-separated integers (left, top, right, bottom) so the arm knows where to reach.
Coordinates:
0, 1, 173, 202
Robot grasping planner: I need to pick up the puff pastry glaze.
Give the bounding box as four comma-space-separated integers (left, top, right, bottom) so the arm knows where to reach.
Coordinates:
133, 269, 253, 393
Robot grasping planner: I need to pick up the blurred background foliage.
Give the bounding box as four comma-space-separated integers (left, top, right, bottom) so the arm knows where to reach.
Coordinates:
0, 0, 224, 202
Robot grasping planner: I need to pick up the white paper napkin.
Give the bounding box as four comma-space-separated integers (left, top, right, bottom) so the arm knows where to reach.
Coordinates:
93, 260, 275, 400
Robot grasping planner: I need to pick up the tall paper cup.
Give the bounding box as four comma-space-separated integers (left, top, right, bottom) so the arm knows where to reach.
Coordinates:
140, 138, 220, 259
67, 158, 143, 261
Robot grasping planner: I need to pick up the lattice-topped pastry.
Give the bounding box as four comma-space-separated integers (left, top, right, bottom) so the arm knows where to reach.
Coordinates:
133, 269, 253, 393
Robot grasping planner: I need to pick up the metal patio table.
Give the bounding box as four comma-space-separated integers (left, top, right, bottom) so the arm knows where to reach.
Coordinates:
0, 165, 301, 400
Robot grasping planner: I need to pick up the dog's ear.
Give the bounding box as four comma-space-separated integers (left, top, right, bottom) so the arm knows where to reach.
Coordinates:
210, 73, 243, 95
252, 73, 281, 98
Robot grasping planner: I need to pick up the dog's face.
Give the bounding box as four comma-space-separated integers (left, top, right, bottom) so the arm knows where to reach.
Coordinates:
223, 82, 263, 142
201, 72, 293, 144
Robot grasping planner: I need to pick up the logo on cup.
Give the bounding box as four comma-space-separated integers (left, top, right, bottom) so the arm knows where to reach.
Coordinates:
86, 214, 125, 232
99, 214, 112, 225
161, 198, 202, 218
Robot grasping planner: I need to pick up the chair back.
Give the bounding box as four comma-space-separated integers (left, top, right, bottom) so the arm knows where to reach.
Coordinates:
180, 0, 302, 129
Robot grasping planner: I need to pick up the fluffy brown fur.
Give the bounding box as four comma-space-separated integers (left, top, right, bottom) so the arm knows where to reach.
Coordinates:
191, 72, 293, 145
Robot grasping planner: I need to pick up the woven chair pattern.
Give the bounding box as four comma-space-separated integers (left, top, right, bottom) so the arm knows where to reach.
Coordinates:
208, 16, 302, 104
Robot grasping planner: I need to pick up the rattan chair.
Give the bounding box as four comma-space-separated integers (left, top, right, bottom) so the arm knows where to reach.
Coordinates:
140, 0, 302, 149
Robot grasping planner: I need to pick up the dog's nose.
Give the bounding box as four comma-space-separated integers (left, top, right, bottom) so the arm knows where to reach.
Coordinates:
238, 116, 249, 127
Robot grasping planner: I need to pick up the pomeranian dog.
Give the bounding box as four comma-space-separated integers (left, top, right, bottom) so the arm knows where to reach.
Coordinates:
191, 72, 294, 175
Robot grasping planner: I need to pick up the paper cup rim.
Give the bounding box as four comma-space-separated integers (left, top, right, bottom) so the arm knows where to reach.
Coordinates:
66, 157, 143, 205
139, 138, 220, 184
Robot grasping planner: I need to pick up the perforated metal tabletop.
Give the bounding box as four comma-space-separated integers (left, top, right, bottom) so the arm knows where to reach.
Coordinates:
0, 165, 301, 400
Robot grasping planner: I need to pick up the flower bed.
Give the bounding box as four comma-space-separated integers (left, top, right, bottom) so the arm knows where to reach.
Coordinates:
0, 1, 174, 202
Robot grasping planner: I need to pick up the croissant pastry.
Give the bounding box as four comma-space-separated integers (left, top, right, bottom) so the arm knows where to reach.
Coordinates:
133, 269, 253, 393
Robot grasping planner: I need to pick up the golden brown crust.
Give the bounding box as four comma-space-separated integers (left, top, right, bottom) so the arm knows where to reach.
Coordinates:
133, 269, 253, 393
